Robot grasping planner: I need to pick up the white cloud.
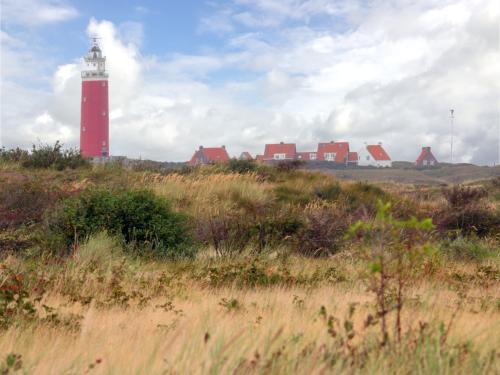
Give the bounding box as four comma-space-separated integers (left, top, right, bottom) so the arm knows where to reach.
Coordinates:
1, 1, 499, 164
1, 0, 78, 27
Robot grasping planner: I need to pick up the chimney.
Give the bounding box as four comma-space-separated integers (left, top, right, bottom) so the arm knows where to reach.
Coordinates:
280, 141, 284, 144
222, 145, 225, 149
199, 145, 203, 150
330, 140, 334, 143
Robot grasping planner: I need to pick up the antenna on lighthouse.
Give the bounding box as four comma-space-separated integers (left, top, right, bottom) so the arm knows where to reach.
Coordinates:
450, 109, 454, 164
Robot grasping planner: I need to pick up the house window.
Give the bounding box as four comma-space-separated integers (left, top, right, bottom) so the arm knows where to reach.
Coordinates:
324, 152, 336, 161
310, 153, 317, 160
273, 153, 286, 160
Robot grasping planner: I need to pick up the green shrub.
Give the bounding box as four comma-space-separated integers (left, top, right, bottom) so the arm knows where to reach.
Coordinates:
50, 188, 192, 258
274, 186, 313, 205
23, 141, 89, 170
440, 237, 498, 261
225, 159, 258, 174
0, 147, 29, 163
314, 183, 342, 201
342, 182, 387, 214
435, 185, 500, 237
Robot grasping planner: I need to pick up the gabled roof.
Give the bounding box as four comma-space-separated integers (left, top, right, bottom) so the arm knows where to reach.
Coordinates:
188, 146, 230, 166
239, 152, 253, 160
263, 143, 297, 159
348, 152, 358, 162
255, 154, 264, 161
366, 145, 391, 161
316, 141, 350, 162
415, 147, 438, 165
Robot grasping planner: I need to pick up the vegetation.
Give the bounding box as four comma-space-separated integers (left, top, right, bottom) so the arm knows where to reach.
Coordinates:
0, 143, 498, 374
0, 141, 89, 170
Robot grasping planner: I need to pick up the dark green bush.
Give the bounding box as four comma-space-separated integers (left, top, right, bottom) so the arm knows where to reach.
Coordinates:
21, 141, 89, 170
1, 142, 89, 170
50, 189, 192, 258
0, 147, 29, 163
225, 159, 258, 174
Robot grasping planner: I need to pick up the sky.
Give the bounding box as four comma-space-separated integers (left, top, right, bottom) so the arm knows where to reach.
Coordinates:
1, 0, 499, 164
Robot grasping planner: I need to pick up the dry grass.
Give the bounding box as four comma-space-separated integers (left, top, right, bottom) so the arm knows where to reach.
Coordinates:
1, 237, 499, 374
1, 281, 498, 374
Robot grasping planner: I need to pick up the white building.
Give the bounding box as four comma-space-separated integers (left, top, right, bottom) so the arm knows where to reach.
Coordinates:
358, 144, 392, 167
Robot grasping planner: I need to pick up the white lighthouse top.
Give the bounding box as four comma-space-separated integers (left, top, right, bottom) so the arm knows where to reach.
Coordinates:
82, 38, 108, 80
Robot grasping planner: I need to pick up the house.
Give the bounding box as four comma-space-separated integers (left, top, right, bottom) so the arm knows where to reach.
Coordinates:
358, 144, 392, 167
415, 146, 438, 168
239, 152, 253, 161
263, 142, 297, 161
188, 146, 230, 166
316, 141, 350, 163
347, 152, 358, 166
255, 154, 264, 162
297, 151, 317, 161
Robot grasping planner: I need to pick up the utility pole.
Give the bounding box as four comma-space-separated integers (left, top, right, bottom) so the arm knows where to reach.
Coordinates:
450, 109, 454, 164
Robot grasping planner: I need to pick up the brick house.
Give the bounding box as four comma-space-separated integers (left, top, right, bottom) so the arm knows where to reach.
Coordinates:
415, 146, 438, 167
188, 146, 230, 166
316, 141, 350, 163
297, 151, 317, 161
263, 142, 297, 161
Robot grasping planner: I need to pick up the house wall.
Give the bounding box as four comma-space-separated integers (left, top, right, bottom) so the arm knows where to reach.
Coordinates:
358, 149, 392, 167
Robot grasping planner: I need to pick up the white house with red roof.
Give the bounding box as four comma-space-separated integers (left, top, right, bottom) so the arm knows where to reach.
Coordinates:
358, 144, 392, 167
263, 142, 297, 161
188, 146, 230, 166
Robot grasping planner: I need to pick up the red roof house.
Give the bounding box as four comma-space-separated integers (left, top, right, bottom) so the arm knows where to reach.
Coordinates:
188, 146, 230, 166
316, 141, 350, 163
358, 144, 392, 167
263, 142, 297, 161
297, 151, 317, 161
415, 147, 438, 168
347, 152, 358, 166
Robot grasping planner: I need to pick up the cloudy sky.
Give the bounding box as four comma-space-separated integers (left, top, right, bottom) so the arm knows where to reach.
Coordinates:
1, 0, 499, 164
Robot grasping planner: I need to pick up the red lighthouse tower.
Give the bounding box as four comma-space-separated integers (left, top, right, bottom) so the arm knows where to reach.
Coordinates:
80, 38, 109, 158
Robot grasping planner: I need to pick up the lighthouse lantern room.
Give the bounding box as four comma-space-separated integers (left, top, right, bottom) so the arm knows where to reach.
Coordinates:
80, 38, 109, 158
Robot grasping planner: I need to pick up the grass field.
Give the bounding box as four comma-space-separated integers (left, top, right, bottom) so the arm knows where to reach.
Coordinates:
0, 156, 499, 374
317, 163, 500, 185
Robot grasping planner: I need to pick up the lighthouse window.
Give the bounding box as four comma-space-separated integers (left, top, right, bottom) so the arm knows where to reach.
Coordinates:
102, 111, 106, 116
83, 97, 86, 102
102, 82, 106, 87
102, 141, 106, 146
82, 127, 86, 132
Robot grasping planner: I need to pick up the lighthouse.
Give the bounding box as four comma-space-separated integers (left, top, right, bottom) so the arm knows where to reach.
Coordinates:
80, 38, 109, 158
